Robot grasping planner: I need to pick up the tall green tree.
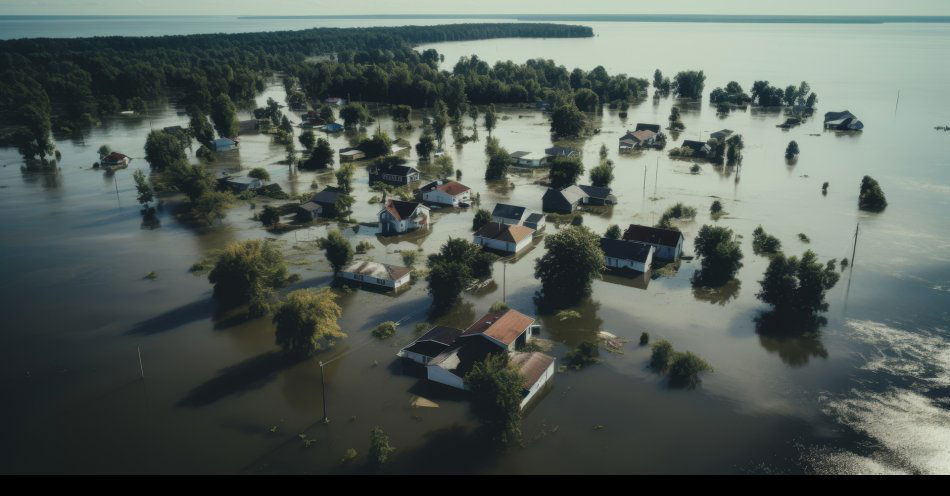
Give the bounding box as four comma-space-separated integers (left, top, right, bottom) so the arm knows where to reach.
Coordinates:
757, 250, 840, 316
549, 156, 584, 189
534, 225, 604, 310
550, 102, 586, 137
133, 169, 154, 212
302, 138, 334, 170
144, 130, 187, 170
322, 230, 353, 273
208, 240, 288, 316
858, 176, 887, 212
273, 288, 346, 356
693, 225, 744, 286
484, 103, 497, 135
210, 93, 239, 138
463, 353, 524, 447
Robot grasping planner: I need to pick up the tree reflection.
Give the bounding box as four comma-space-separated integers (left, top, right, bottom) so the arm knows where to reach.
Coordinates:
536, 298, 603, 347
754, 310, 828, 367
691, 278, 741, 306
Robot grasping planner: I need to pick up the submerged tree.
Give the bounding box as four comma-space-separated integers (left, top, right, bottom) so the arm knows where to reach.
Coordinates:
756, 250, 840, 317
368, 426, 396, 467
322, 230, 353, 274
785, 140, 799, 159
133, 169, 154, 213
464, 352, 524, 447
549, 156, 585, 189
426, 238, 495, 313
534, 225, 604, 310
692, 225, 744, 286
484, 103, 498, 135
210, 93, 239, 138
144, 130, 187, 170
589, 159, 614, 188
858, 175, 887, 212
273, 288, 345, 356
604, 224, 621, 240
671, 70, 706, 100
208, 239, 289, 316
550, 102, 586, 137
472, 208, 492, 231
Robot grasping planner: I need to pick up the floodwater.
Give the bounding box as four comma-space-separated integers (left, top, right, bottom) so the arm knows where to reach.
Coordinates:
1, 20, 949, 474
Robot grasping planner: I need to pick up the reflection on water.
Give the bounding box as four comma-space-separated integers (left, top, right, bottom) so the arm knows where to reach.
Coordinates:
754, 310, 829, 367
691, 278, 741, 305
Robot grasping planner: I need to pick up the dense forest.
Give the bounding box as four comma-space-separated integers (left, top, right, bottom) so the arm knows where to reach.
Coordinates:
0, 23, 595, 158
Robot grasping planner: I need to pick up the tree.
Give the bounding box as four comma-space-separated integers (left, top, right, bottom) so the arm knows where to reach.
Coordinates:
757, 250, 840, 316
415, 131, 436, 161
340, 102, 370, 129
188, 106, 215, 145
368, 426, 396, 466
208, 240, 288, 316
649, 339, 675, 372
710, 200, 723, 216
858, 176, 887, 212
248, 167, 270, 182
298, 129, 316, 150
785, 140, 799, 159
550, 102, 586, 137
260, 205, 280, 228
484, 136, 510, 181
133, 169, 154, 212
210, 93, 239, 138
432, 99, 450, 146
693, 225, 744, 286
165, 161, 214, 202
725, 134, 744, 165
425, 238, 493, 312
604, 224, 621, 240
565, 341, 599, 369
322, 230, 353, 273
336, 163, 355, 193
359, 128, 393, 158
752, 226, 782, 255
392, 104, 411, 123
668, 352, 712, 389
573, 88, 599, 111
302, 138, 334, 170
672, 70, 706, 100
589, 160, 614, 188
273, 288, 345, 356
484, 103, 497, 135
463, 353, 524, 446
472, 209, 491, 231
10, 104, 55, 161
98, 144, 112, 157
144, 130, 187, 170
400, 250, 418, 268
549, 156, 584, 189
372, 321, 397, 339
534, 225, 604, 310
668, 106, 685, 131
191, 191, 232, 226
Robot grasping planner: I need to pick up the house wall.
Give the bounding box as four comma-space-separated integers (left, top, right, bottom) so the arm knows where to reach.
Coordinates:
426, 365, 466, 390
399, 350, 431, 365
605, 256, 648, 273
474, 235, 531, 254
423, 190, 466, 206
339, 271, 397, 288
520, 360, 555, 409
393, 273, 411, 289
491, 215, 522, 225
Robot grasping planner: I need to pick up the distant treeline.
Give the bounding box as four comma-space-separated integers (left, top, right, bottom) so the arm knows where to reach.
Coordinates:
0, 23, 592, 156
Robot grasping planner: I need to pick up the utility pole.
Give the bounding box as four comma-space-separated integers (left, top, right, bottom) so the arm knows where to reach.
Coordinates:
850, 222, 860, 267
114, 174, 120, 206
319, 361, 329, 424
502, 260, 507, 304
137, 346, 145, 379
894, 90, 901, 117
653, 155, 659, 197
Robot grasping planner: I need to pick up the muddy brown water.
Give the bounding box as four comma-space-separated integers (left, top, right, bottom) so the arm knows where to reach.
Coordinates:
1, 20, 949, 474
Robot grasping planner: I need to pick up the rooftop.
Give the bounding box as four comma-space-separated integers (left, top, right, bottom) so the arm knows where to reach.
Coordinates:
462, 308, 535, 346
509, 351, 556, 390
474, 222, 535, 244
622, 224, 684, 247
600, 238, 655, 263
383, 199, 424, 221
341, 260, 411, 281
491, 203, 527, 221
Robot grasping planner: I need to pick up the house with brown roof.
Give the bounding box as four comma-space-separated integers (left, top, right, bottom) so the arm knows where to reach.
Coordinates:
100, 151, 130, 169
619, 129, 657, 151
378, 199, 430, 235
473, 222, 535, 255
423, 309, 553, 408
419, 179, 471, 207
622, 224, 685, 260
338, 260, 412, 290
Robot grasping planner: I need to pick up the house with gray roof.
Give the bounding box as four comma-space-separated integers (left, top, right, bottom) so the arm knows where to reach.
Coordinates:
600, 238, 655, 273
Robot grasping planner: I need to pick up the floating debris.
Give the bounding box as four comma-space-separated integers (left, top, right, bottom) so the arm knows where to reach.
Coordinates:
598, 331, 627, 354
593, 425, 605, 431
410, 395, 439, 408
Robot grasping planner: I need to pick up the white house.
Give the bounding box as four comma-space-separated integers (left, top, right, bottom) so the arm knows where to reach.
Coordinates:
473, 222, 535, 255
600, 238, 655, 273
420, 179, 471, 207
510, 151, 549, 168
491, 203, 530, 225
338, 260, 411, 290
100, 151, 130, 168
622, 224, 685, 260
619, 129, 657, 150
509, 351, 556, 409
378, 199, 430, 235
339, 148, 366, 162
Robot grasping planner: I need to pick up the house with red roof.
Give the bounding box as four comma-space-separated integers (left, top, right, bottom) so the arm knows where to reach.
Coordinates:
378, 199, 430, 235
419, 179, 471, 207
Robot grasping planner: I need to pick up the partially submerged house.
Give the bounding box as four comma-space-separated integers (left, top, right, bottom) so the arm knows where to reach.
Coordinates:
218, 175, 263, 192
710, 129, 734, 141
310, 187, 346, 218
100, 151, 130, 168
339, 260, 411, 290
473, 222, 535, 255
578, 185, 617, 206
295, 201, 322, 221
378, 199, 430, 235
368, 160, 420, 186
324, 97, 347, 106
397, 326, 464, 365
238, 119, 260, 135
824, 111, 864, 131
339, 147, 366, 163
635, 123, 661, 134
511, 151, 549, 168
619, 129, 657, 151
545, 146, 579, 159
491, 203, 531, 225
322, 122, 344, 133
421, 309, 553, 408
622, 224, 685, 260
600, 238, 656, 273
679, 140, 711, 159
419, 179, 471, 207
390, 139, 411, 155
523, 212, 546, 231
211, 137, 238, 152
542, 185, 586, 213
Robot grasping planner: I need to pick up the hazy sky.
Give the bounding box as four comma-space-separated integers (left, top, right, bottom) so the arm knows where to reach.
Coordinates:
2, 0, 949, 16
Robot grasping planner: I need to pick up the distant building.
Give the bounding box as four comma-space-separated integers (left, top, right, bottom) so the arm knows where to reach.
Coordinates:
218, 176, 263, 192
824, 110, 864, 131
622, 224, 685, 260
577, 185, 617, 206
322, 122, 344, 133
600, 238, 655, 273
368, 161, 420, 186
238, 119, 260, 135
339, 260, 411, 290
619, 129, 657, 150
100, 151, 130, 168
378, 199, 430, 235
710, 129, 734, 141
511, 151, 549, 168
491, 203, 530, 225
542, 185, 586, 213
324, 97, 347, 106
635, 123, 661, 134
508, 351, 557, 409
680, 140, 710, 158
419, 179, 471, 207
545, 146, 579, 159
310, 187, 346, 218
295, 201, 322, 221
339, 147, 366, 162
473, 222, 535, 255
212, 138, 238, 152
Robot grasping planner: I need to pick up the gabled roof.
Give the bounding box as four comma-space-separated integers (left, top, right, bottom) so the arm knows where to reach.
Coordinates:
545, 146, 578, 157
342, 260, 411, 281
622, 129, 656, 142
491, 203, 527, 221
635, 123, 661, 133
474, 222, 535, 244
435, 180, 470, 196
681, 140, 708, 153
509, 351, 556, 390
710, 129, 733, 140
372, 161, 418, 176
462, 309, 535, 346
600, 238, 654, 263
312, 187, 344, 204
544, 185, 585, 205
383, 199, 424, 221
400, 326, 464, 358
102, 151, 129, 162
525, 212, 545, 224
298, 201, 321, 212
578, 184, 613, 200
622, 224, 684, 248
824, 110, 856, 122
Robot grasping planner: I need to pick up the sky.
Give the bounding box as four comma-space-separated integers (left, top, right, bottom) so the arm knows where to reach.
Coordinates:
1, 0, 949, 16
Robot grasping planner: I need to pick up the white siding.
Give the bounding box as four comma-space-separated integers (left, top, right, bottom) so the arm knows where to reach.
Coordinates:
520, 360, 555, 409
474, 235, 532, 255
422, 190, 468, 206
426, 366, 466, 390
339, 271, 397, 288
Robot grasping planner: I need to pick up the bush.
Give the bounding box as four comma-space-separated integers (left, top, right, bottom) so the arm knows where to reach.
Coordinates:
858, 176, 887, 212
355, 240, 374, 254
273, 288, 346, 356
372, 321, 397, 340
649, 340, 674, 372
668, 352, 713, 389
605, 225, 621, 240
565, 341, 599, 369
489, 301, 509, 313
752, 226, 782, 255
368, 426, 396, 466
639, 332, 650, 346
